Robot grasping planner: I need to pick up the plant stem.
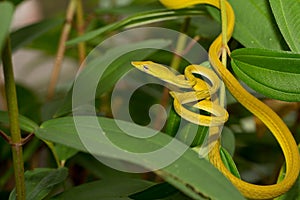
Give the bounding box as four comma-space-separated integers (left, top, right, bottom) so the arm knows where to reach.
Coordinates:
44, 141, 61, 167
47, 0, 77, 100
219, 0, 228, 107
220, 0, 228, 60
76, 0, 86, 67
170, 17, 191, 71
2, 38, 25, 200
153, 18, 191, 130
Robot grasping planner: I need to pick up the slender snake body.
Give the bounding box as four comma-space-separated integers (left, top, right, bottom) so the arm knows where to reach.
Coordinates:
132, 0, 300, 199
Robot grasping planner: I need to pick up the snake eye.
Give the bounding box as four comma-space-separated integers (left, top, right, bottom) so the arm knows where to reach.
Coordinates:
143, 65, 149, 71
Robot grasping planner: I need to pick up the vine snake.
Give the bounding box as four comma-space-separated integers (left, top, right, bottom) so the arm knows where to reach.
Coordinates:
132, 61, 229, 126
132, 0, 300, 199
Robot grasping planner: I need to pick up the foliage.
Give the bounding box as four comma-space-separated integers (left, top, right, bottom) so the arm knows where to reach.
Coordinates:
0, 0, 299, 199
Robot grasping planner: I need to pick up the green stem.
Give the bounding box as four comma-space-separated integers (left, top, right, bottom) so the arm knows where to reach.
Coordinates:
153, 18, 191, 130
220, 0, 228, 54
44, 140, 61, 167
219, 0, 228, 107
76, 0, 86, 67
2, 38, 25, 200
170, 17, 191, 70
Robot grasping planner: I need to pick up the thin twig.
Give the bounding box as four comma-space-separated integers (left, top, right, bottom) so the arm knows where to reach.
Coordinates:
47, 0, 77, 100
21, 133, 34, 145
180, 35, 200, 56
0, 130, 11, 143
170, 17, 191, 71
76, 0, 87, 68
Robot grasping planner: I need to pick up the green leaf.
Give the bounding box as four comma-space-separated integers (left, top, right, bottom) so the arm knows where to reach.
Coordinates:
35, 116, 245, 200
9, 168, 68, 200
269, 0, 300, 52
176, 123, 208, 147
208, 0, 285, 49
55, 39, 171, 117
53, 143, 78, 161
66, 8, 205, 46
52, 178, 154, 200
221, 127, 235, 156
16, 84, 41, 123
165, 106, 181, 137
231, 48, 300, 102
275, 144, 300, 200
11, 18, 63, 52
129, 182, 178, 200
0, 2, 14, 55
95, 4, 161, 15
74, 153, 140, 180
8, 0, 23, 6
0, 111, 39, 133
220, 147, 240, 179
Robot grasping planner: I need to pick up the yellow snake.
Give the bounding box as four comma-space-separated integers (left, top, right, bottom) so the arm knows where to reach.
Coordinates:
131, 61, 229, 126
132, 0, 300, 199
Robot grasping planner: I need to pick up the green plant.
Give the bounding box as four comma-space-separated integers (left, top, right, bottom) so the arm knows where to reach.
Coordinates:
0, 0, 299, 199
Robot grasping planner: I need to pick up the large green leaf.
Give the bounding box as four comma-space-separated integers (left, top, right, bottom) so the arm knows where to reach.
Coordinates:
208, 0, 285, 50
129, 182, 180, 200
66, 8, 205, 46
53, 178, 154, 200
35, 116, 244, 200
231, 48, 300, 102
0, 111, 39, 133
269, 0, 300, 52
73, 154, 140, 180
230, 0, 285, 49
11, 18, 63, 51
9, 168, 68, 200
0, 2, 14, 55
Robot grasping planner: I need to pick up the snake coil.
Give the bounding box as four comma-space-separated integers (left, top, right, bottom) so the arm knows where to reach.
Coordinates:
133, 0, 300, 199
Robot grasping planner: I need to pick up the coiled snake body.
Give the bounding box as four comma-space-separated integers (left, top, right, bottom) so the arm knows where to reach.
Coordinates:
132, 0, 300, 199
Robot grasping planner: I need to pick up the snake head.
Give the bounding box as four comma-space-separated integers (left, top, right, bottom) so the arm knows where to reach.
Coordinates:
131, 61, 176, 79
131, 61, 192, 88
131, 61, 154, 72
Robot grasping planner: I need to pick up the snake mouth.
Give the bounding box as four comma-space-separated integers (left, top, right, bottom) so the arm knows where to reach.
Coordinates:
131, 61, 142, 66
